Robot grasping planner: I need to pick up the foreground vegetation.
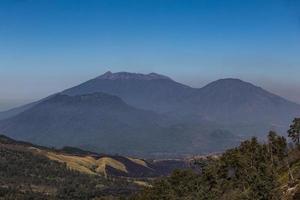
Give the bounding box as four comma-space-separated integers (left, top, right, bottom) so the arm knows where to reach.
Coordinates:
1, 119, 300, 199
132, 119, 300, 200
0, 142, 138, 200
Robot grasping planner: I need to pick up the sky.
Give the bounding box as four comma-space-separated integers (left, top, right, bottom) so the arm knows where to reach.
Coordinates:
0, 0, 300, 110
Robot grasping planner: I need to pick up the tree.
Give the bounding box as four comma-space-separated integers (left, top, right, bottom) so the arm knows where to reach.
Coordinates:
268, 131, 287, 166
288, 118, 300, 145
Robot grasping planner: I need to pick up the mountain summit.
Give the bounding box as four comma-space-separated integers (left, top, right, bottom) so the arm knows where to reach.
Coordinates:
187, 78, 300, 125
203, 78, 259, 89
63, 71, 193, 112
97, 71, 172, 81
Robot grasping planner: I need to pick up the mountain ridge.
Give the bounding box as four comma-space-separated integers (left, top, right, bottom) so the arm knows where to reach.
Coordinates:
1, 72, 299, 120
0, 71, 299, 157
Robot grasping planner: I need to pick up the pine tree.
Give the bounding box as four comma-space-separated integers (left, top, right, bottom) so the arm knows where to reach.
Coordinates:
288, 118, 300, 145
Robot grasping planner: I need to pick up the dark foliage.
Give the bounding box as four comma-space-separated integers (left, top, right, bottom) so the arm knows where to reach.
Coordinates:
288, 118, 300, 145
132, 131, 292, 200
0, 145, 137, 200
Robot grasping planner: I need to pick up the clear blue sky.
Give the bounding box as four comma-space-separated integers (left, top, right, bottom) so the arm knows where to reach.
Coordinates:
0, 0, 300, 107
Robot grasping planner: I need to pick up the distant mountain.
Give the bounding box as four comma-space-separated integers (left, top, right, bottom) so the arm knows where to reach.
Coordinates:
0, 71, 299, 157
0, 92, 239, 157
0, 71, 193, 119
0, 93, 170, 156
62, 71, 194, 113
3, 72, 298, 126
62, 72, 300, 134
188, 78, 300, 124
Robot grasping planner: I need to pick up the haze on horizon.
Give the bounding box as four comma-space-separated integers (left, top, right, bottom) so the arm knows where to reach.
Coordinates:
1, 0, 300, 110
